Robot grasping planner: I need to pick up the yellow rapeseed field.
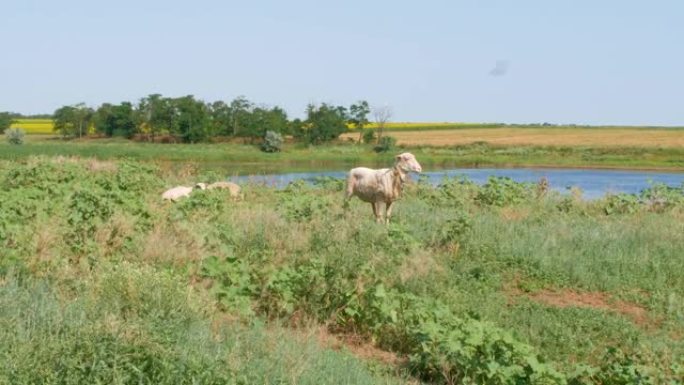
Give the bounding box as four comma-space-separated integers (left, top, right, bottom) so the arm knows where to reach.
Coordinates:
10, 119, 54, 134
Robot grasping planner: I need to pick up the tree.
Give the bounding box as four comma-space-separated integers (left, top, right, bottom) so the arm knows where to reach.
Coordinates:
300, 103, 348, 144
229, 96, 252, 137
348, 100, 370, 143
93, 103, 114, 136
94, 102, 137, 138
138, 94, 173, 141
73, 103, 94, 138
53, 106, 76, 137
263, 106, 289, 135
208, 101, 232, 136
53, 103, 94, 138
289, 118, 304, 139
243, 106, 289, 139
170, 95, 209, 143
243, 106, 268, 140
373, 105, 392, 143
0, 112, 14, 134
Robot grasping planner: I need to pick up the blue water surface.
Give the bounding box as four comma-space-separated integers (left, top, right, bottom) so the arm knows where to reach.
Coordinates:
232, 168, 684, 200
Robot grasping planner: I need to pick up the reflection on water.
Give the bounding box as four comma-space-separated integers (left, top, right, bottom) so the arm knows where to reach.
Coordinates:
230, 168, 684, 199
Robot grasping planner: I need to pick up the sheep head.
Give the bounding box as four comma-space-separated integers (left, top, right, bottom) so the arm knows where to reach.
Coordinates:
395, 152, 422, 173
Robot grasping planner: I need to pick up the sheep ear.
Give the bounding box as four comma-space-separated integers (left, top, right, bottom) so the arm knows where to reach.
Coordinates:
395, 154, 402, 161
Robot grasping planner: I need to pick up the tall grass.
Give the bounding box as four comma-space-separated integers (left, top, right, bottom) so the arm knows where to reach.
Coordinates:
1, 157, 683, 383
0, 266, 403, 385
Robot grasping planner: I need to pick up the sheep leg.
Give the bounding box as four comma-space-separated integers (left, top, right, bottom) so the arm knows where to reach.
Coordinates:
371, 202, 383, 223
343, 190, 352, 210
343, 177, 354, 210
385, 200, 394, 225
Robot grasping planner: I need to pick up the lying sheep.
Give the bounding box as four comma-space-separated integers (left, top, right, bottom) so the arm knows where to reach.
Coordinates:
161, 183, 206, 202
345, 152, 422, 224
207, 181, 242, 199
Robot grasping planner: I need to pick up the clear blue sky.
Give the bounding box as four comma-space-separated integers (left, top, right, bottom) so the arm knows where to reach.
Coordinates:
1, 0, 682, 125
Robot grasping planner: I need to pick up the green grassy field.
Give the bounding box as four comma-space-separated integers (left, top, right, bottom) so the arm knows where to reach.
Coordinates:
1, 135, 684, 172
1, 157, 683, 383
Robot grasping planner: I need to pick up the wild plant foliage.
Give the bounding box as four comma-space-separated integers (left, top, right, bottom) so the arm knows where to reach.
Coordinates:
1, 157, 683, 384
261, 130, 284, 152
5, 127, 25, 145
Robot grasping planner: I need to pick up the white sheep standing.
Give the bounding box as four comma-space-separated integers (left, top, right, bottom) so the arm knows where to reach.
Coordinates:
345, 152, 422, 224
161, 183, 206, 202
206, 181, 242, 199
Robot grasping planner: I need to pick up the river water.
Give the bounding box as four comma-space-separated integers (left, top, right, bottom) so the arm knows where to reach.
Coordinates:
231, 168, 684, 199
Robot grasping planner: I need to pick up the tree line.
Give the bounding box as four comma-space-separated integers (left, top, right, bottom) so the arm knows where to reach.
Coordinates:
24, 95, 385, 144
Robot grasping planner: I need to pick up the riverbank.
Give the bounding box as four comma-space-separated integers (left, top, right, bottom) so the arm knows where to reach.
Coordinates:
2, 136, 683, 172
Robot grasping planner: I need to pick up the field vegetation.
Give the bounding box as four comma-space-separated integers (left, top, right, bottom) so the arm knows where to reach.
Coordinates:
1, 136, 683, 172
1, 156, 683, 383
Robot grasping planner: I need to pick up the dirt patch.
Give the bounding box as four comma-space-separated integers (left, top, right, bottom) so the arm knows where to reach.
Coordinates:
527, 289, 650, 325
505, 279, 651, 327
314, 327, 405, 367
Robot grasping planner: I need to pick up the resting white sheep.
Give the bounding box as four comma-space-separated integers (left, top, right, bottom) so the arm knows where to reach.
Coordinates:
161, 183, 206, 202
345, 152, 422, 223
207, 181, 242, 199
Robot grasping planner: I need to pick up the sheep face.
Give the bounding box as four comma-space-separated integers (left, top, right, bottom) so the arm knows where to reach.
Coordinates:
395, 152, 422, 173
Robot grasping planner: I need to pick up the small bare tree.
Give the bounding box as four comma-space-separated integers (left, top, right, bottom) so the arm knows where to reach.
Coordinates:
372, 105, 392, 143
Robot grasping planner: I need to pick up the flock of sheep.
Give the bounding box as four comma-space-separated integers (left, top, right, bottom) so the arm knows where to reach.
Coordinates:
161, 181, 241, 201
161, 152, 423, 224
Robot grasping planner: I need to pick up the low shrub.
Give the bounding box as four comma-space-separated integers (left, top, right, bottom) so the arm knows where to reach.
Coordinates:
5, 128, 25, 145
374, 135, 397, 153
362, 129, 376, 144
261, 130, 284, 153
278, 182, 330, 222
640, 182, 684, 211
476, 176, 535, 206
436, 209, 472, 247
602, 193, 640, 215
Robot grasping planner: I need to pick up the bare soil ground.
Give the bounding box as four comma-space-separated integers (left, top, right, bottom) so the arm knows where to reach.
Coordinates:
507, 284, 651, 326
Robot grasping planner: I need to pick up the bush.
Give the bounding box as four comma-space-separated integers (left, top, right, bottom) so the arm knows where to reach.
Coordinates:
414, 176, 478, 208
408, 315, 566, 384
475, 176, 534, 206
261, 130, 284, 153
603, 193, 640, 215
374, 135, 397, 153
362, 129, 376, 144
5, 128, 25, 145
437, 210, 472, 247
640, 182, 684, 211
279, 192, 329, 222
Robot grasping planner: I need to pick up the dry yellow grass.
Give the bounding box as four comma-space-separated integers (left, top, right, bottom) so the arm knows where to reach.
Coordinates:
342, 128, 684, 147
